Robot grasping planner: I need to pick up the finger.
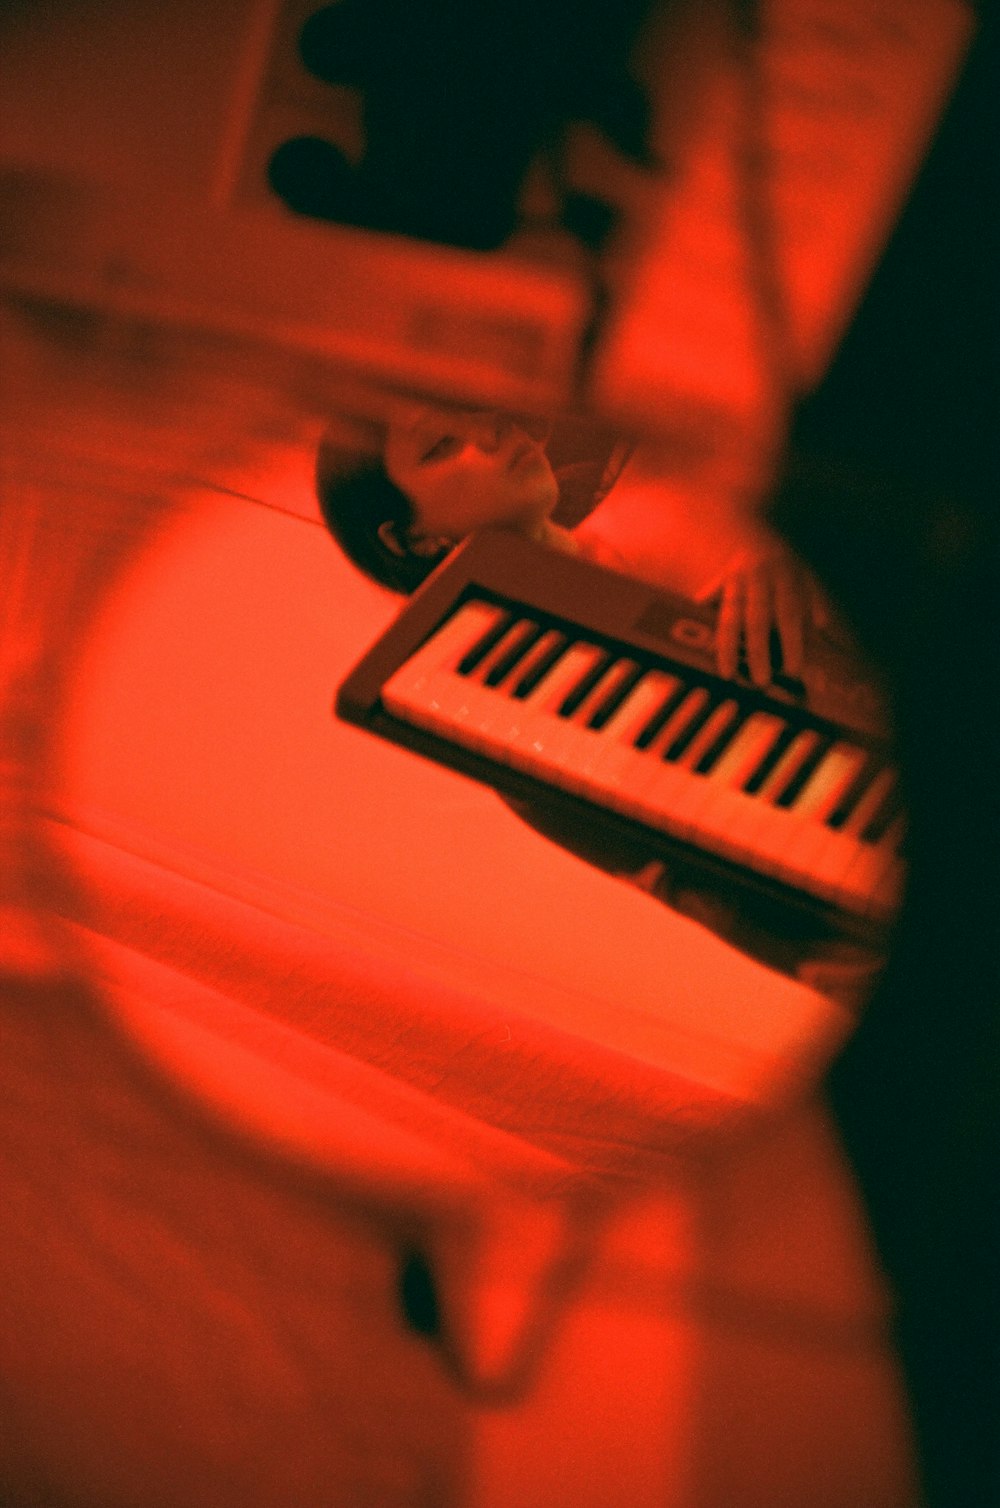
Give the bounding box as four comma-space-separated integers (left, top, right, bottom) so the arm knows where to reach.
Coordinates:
715, 575, 743, 680
744, 568, 773, 685
773, 562, 805, 677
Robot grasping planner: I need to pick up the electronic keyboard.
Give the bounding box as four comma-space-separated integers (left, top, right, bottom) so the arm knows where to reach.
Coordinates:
336, 529, 903, 947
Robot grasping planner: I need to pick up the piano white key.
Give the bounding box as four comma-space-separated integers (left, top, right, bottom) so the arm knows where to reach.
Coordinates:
387, 665, 536, 764
513, 714, 588, 783
519, 641, 610, 713
754, 729, 823, 801
785, 820, 887, 910
515, 670, 675, 797
572, 675, 683, 792
382, 600, 508, 701
679, 780, 779, 864
596, 670, 684, 744
838, 766, 896, 838
737, 798, 843, 889
654, 778, 879, 910
579, 730, 874, 911
761, 757, 901, 910
622, 755, 700, 831
583, 738, 667, 807
707, 711, 787, 787
457, 680, 532, 754
571, 658, 642, 726
445, 600, 510, 666
503, 647, 626, 779
502, 628, 567, 692
383, 666, 478, 737
673, 699, 741, 770
468, 617, 540, 684
785, 741, 870, 821
643, 688, 711, 758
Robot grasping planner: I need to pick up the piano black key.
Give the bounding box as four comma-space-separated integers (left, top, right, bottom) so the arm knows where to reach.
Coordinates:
456, 607, 517, 675
773, 735, 835, 808
782, 740, 869, 821
692, 708, 749, 775
557, 649, 617, 717
587, 662, 646, 729
860, 780, 904, 844
704, 711, 785, 787
510, 633, 569, 697
633, 679, 692, 749
482, 621, 545, 686
662, 695, 723, 762
742, 721, 798, 794
825, 755, 882, 830
674, 700, 742, 771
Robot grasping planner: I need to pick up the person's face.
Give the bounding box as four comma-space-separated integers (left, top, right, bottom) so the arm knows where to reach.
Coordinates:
383, 405, 559, 549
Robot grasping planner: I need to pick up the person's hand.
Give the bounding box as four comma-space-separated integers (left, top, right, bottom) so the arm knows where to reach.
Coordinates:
699, 544, 833, 686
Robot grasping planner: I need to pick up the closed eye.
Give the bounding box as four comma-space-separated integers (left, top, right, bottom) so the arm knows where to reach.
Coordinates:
421, 434, 461, 464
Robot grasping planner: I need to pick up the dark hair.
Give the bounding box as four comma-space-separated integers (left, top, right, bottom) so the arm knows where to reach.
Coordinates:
315, 444, 450, 595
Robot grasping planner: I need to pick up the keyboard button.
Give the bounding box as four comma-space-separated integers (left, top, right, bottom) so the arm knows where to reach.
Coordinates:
663, 695, 729, 763
581, 675, 687, 797
558, 650, 616, 716
482, 621, 546, 687
834, 840, 905, 920
571, 659, 643, 727
645, 688, 711, 758
839, 767, 896, 839
691, 705, 748, 774
468, 619, 538, 685
510, 631, 569, 697
773, 736, 834, 808
742, 722, 799, 794
521, 642, 609, 713
826, 756, 882, 830
676, 699, 742, 771
383, 601, 505, 700
633, 678, 693, 749
587, 662, 646, 729
860, 779, 904, 844
455, 603, 516, 674
602, 671, 684, 744
754, 730, 823, 802
787, 742, 869, 821
707, 711, 787, 787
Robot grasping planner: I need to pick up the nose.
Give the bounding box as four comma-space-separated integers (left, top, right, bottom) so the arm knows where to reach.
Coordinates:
470, 412, 511, 451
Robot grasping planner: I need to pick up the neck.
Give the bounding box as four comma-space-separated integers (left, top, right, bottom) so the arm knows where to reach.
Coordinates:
532, 517, 580, 555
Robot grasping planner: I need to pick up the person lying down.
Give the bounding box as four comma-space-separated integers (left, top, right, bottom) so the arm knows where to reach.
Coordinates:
316, 401, 834, 688
317, 400, 878, 1002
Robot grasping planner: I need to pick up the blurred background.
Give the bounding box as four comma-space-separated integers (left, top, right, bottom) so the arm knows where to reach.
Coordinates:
0, 3, 991, 1506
